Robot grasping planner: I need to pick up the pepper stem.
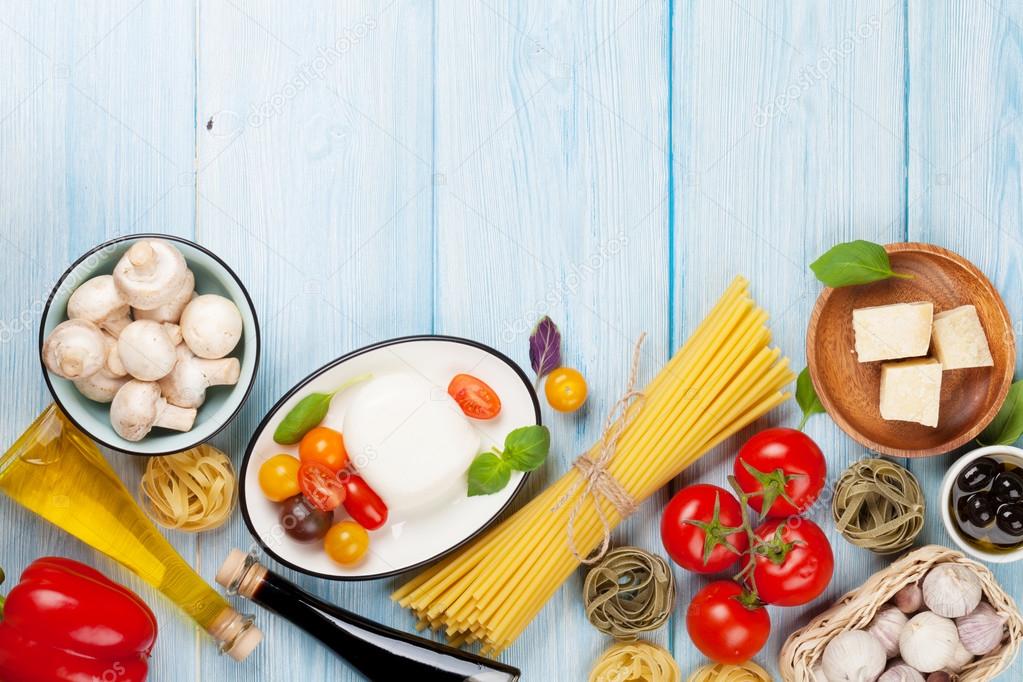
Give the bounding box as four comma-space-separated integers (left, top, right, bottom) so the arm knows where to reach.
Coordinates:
0, 566, 6, 615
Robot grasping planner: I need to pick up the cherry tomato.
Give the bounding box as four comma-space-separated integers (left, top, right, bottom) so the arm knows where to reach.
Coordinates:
544, 367, 588, 412
687, 581, 770, 664
299, 426, 349, 472
447, 373, 502, 419
298, 462, 346, 512
750, 518, 834, 607
324, 520, 370, 565
734, 428, 826, 518
279, 495, 332, 542
342, 474, 389, 531
661, 484, 749, 574
258, 454, 301, 502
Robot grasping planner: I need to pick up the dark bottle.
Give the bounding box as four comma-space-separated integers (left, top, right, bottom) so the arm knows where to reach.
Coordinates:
217, 549, 520, 682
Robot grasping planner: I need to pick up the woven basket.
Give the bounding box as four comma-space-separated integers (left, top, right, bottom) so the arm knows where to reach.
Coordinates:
779, 545, 1023, 681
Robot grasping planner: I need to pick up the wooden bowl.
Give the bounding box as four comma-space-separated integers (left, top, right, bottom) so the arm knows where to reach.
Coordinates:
806, 242, 1014, 457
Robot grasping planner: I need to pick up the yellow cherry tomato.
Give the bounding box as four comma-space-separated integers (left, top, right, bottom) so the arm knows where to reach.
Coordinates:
258, 454, 301, 502
324, 520, 370, 565
544, 367, 588, 412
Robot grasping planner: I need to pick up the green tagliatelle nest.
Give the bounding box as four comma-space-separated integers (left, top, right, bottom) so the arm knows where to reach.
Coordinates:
583, 546, 676, 640
831, 458, 925, 554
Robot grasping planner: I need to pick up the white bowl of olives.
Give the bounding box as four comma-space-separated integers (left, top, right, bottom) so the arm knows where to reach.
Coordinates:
941, 445, 1023, 563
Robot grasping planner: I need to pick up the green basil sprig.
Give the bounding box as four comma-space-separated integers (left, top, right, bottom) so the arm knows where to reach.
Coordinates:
810, 240, 912, 287
467, 425, 550, 496
273, 374, 371, 444
978, 379, 1023, 446
795, 367, 825, 430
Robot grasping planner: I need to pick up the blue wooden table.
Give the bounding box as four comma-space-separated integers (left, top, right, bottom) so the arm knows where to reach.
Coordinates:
2, 1, 1021, 679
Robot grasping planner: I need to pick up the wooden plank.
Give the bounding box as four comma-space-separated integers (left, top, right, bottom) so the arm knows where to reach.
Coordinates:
193, 1, 434, 679
431, 1, 669, 678
907, 2, 1023, 679
671, 1, 906, 676
0, 0, 197, 679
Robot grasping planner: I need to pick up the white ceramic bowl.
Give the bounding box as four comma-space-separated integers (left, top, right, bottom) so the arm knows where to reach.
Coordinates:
940, 444, 1023, 564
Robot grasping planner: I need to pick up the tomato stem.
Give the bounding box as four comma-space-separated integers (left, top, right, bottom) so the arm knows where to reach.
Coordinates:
727, 475, 762, 598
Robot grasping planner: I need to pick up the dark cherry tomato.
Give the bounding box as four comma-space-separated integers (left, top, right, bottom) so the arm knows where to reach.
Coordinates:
961, 492, 997, 528
661, 484, 749, 574
996, 503, 1023, 537
733, 428, 827, 518
956, 457, 999, 493
298, 462, 346, 513
686, 581, 770, 664
991, 470, 1023, 504
342, 474, 389, 531
750, 518, 834, 607
279, 495, 332, 542
447, 374, 502, 419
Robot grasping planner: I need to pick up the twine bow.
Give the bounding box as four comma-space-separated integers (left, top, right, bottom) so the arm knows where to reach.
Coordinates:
553, 334, 646, 564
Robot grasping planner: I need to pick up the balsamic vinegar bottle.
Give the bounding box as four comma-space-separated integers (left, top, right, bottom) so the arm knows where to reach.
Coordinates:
217, 550, 520, 682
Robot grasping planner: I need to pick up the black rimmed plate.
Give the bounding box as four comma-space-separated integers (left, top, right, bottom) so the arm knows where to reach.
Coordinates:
239, 335, 541, 581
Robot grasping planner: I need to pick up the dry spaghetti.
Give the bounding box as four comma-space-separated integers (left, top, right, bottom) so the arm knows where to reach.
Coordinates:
140, 444, 236, 532
393, 276, 794, 655
583, 546, 675, 640
590, 641, 680, 682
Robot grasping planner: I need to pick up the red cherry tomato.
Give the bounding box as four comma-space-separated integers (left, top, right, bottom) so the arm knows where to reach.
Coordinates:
298, 462, 346, 513
342, 474, 388, 531
734, 427, 826, 518
750, 517, 834, 607
447, 373, 502, 419
687, 581, 770, 664
661, 484, 749, 574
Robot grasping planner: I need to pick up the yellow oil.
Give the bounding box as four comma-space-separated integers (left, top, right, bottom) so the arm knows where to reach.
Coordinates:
0, 405, 229, 631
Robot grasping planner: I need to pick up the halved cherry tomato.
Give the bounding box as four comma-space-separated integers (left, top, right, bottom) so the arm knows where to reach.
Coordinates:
544, 367, 587, 412
298, 462, 346, 512
447, 373, 502, 419
258, 454, 301, 502
324, 520, 369, 565
299, 426, 349, 472
342, 474, 388, 530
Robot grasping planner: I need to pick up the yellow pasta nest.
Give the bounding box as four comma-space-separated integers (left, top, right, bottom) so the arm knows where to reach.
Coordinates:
590, 641, 680, 682
140, 444, 236, 532
685, 661, 772, 682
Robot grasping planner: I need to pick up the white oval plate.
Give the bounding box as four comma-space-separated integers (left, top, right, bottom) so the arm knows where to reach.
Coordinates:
239, 335, 541, 580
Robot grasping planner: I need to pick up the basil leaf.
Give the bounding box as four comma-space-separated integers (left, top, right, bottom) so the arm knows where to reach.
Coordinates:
502, 425, 551, 471
796, 367, 825, 431
978, 379, 1023, 446
529, 317, 562, 383
467, 452, 512, 496
272, 374, 371, 444
810, 240, 912, 287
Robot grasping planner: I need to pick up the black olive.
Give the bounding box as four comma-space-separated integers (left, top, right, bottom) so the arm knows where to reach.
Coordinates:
996, 503, 1023, 537
962, 492, 997, 528
956, 495, 973, 526
991, 470, 1023, 504
956, 457, 999, 493
279, 495, 332, 542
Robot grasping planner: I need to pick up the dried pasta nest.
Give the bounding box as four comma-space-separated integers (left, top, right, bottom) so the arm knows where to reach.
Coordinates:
590, 641, 680, 682
685, 661, 770, 682
779, 545, 1023, 681
140, 444, 237, 532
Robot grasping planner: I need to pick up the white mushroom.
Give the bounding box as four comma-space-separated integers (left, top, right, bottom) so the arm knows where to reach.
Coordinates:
180, 294, 243, 359
159, 344, 240, 408
102, 331, 126, 377
110, 380, 197, 441
162, 322, 183, 346
67, 275, 132, 336
133, 269, 195, 324
117, 320, 180, 381
74, 367, 128, 403
113, 240, 188, 310
42, 319, 108, 379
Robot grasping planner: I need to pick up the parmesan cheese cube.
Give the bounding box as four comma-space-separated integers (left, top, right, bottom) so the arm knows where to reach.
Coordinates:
879, 358, 942, 427
852, 302, 934, 362
931, 305, 993, 370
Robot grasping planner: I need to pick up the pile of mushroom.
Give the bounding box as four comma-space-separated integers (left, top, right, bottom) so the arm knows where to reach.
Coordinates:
42, 239, 244, 442
814, 564, 1009, 682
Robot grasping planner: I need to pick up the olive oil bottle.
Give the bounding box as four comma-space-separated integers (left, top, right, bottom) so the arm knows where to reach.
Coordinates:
0, 405, 261, 660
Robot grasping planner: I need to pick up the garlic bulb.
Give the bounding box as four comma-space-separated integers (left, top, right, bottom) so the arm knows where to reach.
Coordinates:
945, 638, 974, 673
822, 630, 886, 682
811, 663, 832, 682
878, 664, 924, 682
892, 582, 923, 614
925, 673, 951, 682
868, 606, 908, 657
921, 564, 982, 618
900, 612, 958, 673
956, 601, 1007, 656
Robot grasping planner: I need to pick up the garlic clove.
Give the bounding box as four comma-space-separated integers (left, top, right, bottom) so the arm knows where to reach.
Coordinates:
892, 582, 923, 614
921, 564, 982, 618
822, 630, 886, 682
955, 601, 1007, 657
878, 663, 924, 682
945, 637, 974, 674
867, 606, 908, 658
900, 611, 959, 673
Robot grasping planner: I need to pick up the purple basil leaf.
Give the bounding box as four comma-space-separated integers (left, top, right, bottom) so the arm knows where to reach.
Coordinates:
529, 316, 562, 381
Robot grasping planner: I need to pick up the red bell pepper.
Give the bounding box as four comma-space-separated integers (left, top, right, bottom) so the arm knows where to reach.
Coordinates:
0, 557, 157, 682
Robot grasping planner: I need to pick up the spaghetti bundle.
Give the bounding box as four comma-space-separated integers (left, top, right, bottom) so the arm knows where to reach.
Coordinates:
393, 276, 794, 655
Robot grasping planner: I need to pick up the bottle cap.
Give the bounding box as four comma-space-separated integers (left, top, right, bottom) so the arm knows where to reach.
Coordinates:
216, 548, 248, 589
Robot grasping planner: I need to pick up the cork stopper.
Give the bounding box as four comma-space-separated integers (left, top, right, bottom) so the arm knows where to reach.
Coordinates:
216, 548, 267, 599
216, 549, 248, 588
207, 606, 262, 662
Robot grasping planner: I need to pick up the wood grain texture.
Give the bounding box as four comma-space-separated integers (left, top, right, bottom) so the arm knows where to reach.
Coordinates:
0, 0, 1021, 680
